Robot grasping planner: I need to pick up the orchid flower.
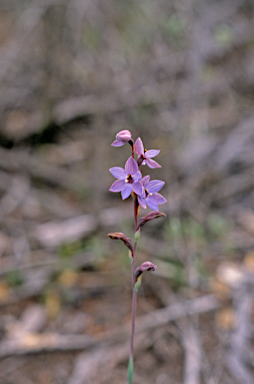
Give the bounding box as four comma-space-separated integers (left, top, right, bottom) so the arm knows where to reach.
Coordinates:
138, 175, 167, 211
109, 157, 143, 199
134, 137, 161, 168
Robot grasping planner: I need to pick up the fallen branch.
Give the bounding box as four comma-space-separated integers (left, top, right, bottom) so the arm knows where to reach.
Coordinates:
0, 294, 220, 358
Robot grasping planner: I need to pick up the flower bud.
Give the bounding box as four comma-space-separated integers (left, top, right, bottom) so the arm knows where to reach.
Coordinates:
134, 261, 157, 283
107, 232, 134, 254
137, 211, 166, 230
116, 130, 132, 142
111, 130, 133, 147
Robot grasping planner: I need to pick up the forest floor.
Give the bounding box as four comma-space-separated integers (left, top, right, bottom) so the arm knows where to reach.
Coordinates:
1, 0, 254, 383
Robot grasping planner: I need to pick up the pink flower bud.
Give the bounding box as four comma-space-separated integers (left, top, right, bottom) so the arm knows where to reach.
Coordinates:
134, 261, 157, 283
137, 211, 166, 230
111, 130, 133, 147
116, 130, 132, 142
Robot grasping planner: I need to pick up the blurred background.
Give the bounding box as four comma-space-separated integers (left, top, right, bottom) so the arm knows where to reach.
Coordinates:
1, 0, 254, 383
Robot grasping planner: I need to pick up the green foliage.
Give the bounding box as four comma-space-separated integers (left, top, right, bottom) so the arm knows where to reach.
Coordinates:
207, 213, 231, 238
156, 258, 186, 287
6, 270, 24, 287
160, 14, 186, 48
213, 24, 234, 48
161, 14, 185, 38
166, 217, 206, 247
58, 240, 83, 259
162, 213, 233, 287
81, 25, 102, 50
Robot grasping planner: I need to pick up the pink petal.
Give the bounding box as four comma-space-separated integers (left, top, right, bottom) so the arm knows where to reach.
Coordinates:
138, 196, 147, 209
134, 137, 144, 155
109, 179, 125, 192
125, 157, 138, 175
109, 167, 126, 179
145, 149, 160, 158
111, 139, 124, 147
146, 180, 165, 193
133, 170, 142, 182
145, 158, 161, 169
141, 175, 150, 187
152, 193, 167, 205
132, 182, 143, 196
121, 184, 132, 200
146, 196, 159, 211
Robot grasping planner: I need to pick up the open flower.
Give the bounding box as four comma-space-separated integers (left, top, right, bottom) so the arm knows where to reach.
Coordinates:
134, 137, 161, 168
138, 175, 167, 211
111, 130, 133, 147
109, 157, 143, 199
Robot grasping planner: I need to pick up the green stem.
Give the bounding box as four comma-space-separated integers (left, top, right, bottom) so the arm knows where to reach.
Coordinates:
128, 356, 134, 384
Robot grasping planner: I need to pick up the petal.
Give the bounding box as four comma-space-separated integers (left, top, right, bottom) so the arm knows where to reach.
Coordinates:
145, 149, 160, 158
125, 157, 138, 175
121, 184, 132, 200
109, 167, 126, 179
134, 137, 144, 155
132, 182, 143, 196
138, 196, 147, 209
133, 170, 142, 182
150, 192, 167, 205
146, 180, 165, 193
145, 158, 161, 169
146, 196, 159, 211
141, 175, 150, 187
109, 179, 126, 192
111, 139, 124, 147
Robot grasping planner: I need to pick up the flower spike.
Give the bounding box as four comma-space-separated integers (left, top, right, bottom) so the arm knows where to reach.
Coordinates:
108, 130, 166, 384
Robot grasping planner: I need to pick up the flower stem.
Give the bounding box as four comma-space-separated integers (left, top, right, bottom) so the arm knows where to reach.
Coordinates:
130, 287, 137, 358
134, 195, 138, 232
128, 356, 134, 384
132, 242, 137, 288
128, 287, 137, 384
131, 144, 135, 159
128, 195, 139, 383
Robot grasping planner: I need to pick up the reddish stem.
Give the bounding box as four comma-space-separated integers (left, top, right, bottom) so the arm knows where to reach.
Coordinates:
129, 194, 139, 382
134, 195, 138, 232
131, 144, 135, 159
130, 288, 137, 360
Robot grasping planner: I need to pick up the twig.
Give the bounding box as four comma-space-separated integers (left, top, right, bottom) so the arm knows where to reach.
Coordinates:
181, 321, 201, 384
226, 283, 253, 384
0, 294, 220, 358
